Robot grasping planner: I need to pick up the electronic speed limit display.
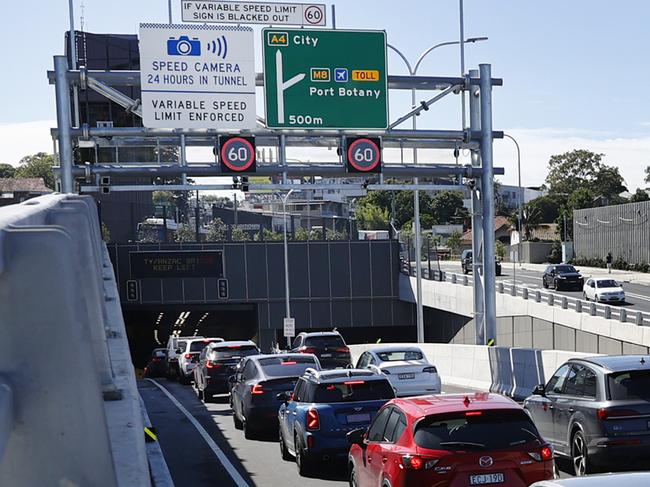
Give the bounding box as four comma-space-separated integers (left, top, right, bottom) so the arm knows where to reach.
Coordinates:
345, 137, 382, 173
218, 136, 257, 173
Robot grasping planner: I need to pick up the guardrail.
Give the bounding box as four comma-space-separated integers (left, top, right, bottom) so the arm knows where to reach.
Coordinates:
400, 259, 650, 327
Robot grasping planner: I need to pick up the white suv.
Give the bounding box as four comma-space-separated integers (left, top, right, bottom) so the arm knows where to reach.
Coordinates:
165, 335, 203, 380
177, 337, 224, 384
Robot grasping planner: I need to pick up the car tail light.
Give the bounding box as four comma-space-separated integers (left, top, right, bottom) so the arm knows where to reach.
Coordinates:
598, 408, 639, 420
335, 347, 350, 353
206, 361, 221, 369
529, 446, 553, 462
402, 455, 428, 470
228, 345, 242, 349
307, 436, 315, 448
307, 409, 320, 431
251, 384, 264, 395
465, 411, 483, 416
344, 381, 365, 385
184, 353, 192, 359
153, 358, 162, 362
281, 361, 297, 365
423, 366, 437, 373
299, 347, 317, 354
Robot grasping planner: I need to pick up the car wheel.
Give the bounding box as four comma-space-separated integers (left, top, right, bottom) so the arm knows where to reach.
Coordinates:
243, 416, 256, 440
595, 295, 600, 303
233, 408, 243, 430
571, 430, 590, 476
554, 279, 561, 290
196, 385, 204, 401
203, 389, 214, 403
295, 434, 314, 476
349, 464, 359, 487
542, 278, 548, 289
279, 428, 292, 461
583, 292, 588, 301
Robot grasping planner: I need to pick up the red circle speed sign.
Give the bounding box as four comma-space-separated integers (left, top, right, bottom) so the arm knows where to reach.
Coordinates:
220, 137, 256, 172
304, 6, 325, 25
347, 138, 381, 172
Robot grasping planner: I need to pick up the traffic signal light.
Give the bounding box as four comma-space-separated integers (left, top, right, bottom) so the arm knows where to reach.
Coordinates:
217, 278, 229, 300
241, 177, 249, 192
232, 177, 239, 190
126, 280, 139, 302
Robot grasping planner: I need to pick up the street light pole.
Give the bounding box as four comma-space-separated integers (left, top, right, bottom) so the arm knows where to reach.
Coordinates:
504, 134, 522, 268
387, 36, 487, 344
282, 189, 295, 348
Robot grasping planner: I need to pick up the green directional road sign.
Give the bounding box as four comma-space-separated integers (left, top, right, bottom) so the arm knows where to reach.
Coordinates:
263, 28, 388, 130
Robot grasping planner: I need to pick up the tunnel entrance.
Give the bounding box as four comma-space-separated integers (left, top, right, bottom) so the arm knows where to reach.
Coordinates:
123, 304, 257, 368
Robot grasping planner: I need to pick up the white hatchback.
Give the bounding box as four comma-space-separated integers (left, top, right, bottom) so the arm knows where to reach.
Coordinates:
355, 346, 441, 397
583, 277, 626, 304
531, 472, 650, 487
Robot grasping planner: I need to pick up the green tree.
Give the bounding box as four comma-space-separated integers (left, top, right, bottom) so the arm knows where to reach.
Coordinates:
137, 223, 160, 243
446, 231, 462, 255
495, 240, 506, 261
356, 204, 390, 230
294, 227, 309, 240
0, 163, 16, 178
310, 227, 324, 240
645, 166, 650, 184
153, 191, 175, 206
545, 149, 604, 196
15, 152, 55, 189
174, 224, 196, 243
326, 228, 348, 240
256, 228, 283, 241
630, 189, 650, 203
205, 218, 226, 241
429, 191, 469, 224
556, 188, 595, 240
231, 227, 250, 241
101, 223, 111, 243
592, 166, 627, 201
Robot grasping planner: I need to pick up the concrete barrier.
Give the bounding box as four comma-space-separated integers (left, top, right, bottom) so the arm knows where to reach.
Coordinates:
350, 343, 596, 400
0, 195, 154, 487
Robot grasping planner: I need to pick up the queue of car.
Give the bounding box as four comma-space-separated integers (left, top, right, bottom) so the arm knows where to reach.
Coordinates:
156, 331, 650, 485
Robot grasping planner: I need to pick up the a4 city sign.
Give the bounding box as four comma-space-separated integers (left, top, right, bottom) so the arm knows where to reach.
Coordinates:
263, 28, 389, 129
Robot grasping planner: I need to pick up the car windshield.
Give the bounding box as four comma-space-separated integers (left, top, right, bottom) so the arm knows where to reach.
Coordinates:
555, 266, 577, 273
597, 280, 619, 288
258, 356, 317, 377
190, 340, 221, 352
313, 379, 394, 403
304, 335, 345, 348
211, 345, 259, 359
376, 350, 424, 362
414, 410, 541, 451
608, 370, 650, 400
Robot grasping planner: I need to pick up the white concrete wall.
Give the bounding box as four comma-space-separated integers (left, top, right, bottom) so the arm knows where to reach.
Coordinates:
402, 275, 650, 347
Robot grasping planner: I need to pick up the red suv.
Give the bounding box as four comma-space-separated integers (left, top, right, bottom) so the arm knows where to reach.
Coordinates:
347, 393, 554, 487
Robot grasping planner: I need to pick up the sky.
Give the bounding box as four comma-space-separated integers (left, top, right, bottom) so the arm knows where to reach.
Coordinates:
1, 0, 649, 190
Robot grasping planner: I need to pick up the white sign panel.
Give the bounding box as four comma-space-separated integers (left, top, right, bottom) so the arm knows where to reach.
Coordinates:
181, 1, 326, 26
283, 318, 295, 338
139, 24, 256, 129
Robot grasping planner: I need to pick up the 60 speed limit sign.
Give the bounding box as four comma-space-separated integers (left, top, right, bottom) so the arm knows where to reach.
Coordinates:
345, 137, 382, 173
219, 136, 256, 173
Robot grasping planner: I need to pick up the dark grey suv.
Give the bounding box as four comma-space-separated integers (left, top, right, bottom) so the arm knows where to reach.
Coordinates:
524, 355, 650, 476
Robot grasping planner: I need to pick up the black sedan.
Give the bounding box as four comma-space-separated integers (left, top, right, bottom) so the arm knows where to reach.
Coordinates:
461, 249, 502, 276
143, 348, 167, 378
542, 264, 584, 290
230, 353, 320, 439
193, 340, 260, 402
524, 355, 650, 476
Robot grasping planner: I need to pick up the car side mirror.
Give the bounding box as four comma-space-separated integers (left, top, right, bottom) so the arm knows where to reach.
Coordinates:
276, 392, 290, 403
347, 428, 367, 447
533, 384, 546, 397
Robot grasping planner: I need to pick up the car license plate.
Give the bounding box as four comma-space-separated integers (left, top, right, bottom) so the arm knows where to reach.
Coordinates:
469, 473, 504, 485
321, 353, 332, 358
347, 413, 370, 423
398, 373, 415, 380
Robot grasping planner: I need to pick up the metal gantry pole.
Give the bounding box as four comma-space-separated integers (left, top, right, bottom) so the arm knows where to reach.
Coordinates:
479, 64, 497, 346
504, 134, 523, 267
458, 0, 467, 130
411, 83, 424, 343
468, 68, 485, 345
282, 189, 294, 348
54, 56, 74, 193
68, 0, 80, 128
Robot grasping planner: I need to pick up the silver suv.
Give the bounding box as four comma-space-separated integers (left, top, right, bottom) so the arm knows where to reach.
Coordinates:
524, 355, 650, 476
165, 335, 203, 380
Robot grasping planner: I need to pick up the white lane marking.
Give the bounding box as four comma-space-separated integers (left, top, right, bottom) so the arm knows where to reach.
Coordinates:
625, 292, 650, 303
147, 379, 249, 487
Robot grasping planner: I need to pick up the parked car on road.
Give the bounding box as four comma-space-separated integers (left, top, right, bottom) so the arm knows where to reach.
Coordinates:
461, 249, 502, 276
177, 337, 224, 384
193, 340, 260, 402
355, 346, 441, 397
290, 331, 351, 369
583, 278, 626, 304
278, 368, 394, 476
165, 335, 203, 380
143, 348, 167, 378
542, 264, 584, 290
524, 355, 650, 476
230, 353, 321, 439
348, 393, 553, 487
530, 472, 650, 487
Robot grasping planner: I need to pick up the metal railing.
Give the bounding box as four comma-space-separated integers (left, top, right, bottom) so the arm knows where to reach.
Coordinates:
400, 259, 650, 326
